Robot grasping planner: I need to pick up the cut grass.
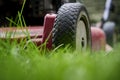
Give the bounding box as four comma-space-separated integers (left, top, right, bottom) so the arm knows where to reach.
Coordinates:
0, 39, 120, 80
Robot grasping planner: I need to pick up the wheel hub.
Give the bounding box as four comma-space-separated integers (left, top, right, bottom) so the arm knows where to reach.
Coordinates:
76, 20, 87, 50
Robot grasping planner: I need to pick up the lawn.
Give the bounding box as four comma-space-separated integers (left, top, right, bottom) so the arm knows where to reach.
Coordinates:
0, 38, 120, 80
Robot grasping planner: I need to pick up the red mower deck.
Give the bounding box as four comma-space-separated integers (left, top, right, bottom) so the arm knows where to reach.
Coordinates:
0, 14, 56, 49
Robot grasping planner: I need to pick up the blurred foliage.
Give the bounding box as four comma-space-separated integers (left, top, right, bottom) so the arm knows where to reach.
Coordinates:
80, 0, 120, 25
81, 0, 120, 41
81, 0, 105, 22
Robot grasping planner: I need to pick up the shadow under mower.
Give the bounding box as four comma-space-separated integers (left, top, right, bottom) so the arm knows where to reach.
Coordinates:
0, 2, 106, 52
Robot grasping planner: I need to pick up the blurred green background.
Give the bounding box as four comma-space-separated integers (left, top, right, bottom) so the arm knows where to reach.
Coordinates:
81, 0, 120, 41
81, 0, 120, 24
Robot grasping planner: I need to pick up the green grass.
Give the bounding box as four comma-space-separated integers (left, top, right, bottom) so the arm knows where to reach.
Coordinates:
0, 38, 120, 80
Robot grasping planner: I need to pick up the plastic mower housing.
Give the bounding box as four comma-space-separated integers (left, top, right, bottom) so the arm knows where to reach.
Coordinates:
0, 14, 56, 49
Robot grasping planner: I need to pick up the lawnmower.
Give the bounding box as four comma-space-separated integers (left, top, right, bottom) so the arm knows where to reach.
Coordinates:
0, 0, 92, 51
0, 0, 114, 52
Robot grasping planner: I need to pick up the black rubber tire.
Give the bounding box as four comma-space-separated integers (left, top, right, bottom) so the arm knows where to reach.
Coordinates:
52, 3, 91, 50
53, 0, 76, 12
103, 21, 116, 47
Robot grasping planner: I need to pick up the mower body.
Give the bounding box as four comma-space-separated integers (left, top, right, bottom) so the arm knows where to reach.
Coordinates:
0, 14, 56, 49
0, 0, 107, 51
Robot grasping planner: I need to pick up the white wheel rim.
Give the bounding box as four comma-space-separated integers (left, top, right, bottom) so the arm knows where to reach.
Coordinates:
76, 20, 87, 50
